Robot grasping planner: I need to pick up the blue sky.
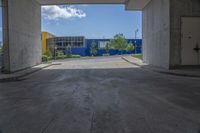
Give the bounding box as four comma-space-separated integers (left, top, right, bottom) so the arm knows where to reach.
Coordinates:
42, 5, 142, 39
0, 5, 142, 41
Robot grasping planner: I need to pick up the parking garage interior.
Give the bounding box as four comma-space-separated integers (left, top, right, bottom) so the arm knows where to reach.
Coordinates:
0, 1, 200, 133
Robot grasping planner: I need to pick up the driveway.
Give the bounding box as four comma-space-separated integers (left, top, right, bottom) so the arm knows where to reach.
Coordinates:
0, 56, 200, 133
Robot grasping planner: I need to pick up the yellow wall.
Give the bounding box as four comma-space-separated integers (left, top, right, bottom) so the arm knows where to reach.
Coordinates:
41, 32, 54, 55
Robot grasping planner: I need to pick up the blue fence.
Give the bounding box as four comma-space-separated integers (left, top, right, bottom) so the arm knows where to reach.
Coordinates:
64, 39, 142, 57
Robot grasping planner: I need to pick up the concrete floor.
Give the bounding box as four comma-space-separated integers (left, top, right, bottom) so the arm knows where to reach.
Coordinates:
0, 56, 200, 133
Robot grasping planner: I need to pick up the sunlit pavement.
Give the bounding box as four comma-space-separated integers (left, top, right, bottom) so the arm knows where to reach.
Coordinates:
0, 56, 200, 133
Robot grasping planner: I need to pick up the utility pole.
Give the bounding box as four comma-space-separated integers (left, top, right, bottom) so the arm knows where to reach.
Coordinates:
135, 29, 139, 39
134, 29, 139, 54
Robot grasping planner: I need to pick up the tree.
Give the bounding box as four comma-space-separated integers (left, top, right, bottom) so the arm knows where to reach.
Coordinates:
126, 43, 135, 53
0, 46, 3, 55
90, 41, 97, 56
109, 34, 128, 54
66, 46, 72, 57
104, 43, 110, 54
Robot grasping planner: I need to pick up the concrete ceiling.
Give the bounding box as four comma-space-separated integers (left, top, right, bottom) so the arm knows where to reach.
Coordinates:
126, 0, 151, 10
37, 0, 125, 5
37, 0, 151, 10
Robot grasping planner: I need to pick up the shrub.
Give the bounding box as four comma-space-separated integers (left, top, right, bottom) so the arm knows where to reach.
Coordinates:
44, 50, 53, 59
42, 55, 49, 62
71, 55, 81, 58
56, 51, 65, 59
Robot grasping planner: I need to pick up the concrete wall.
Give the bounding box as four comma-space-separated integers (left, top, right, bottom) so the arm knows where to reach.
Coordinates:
2, 0, 41, 72
142, 0, 170, 69
170, 0, 200, 67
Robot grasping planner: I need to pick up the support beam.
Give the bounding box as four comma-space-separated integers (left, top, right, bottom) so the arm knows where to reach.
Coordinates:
2, 0, 41, 73
37, 0, 125, 5
126, 0, 151, 10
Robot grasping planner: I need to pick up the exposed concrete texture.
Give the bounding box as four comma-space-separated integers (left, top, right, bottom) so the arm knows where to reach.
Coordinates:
170, 0, 200, 67
126, 0, 151, 10
2, 0, 41, 72
142, 0, 170, 69
0, 57, 200, 133
37, 0, 124, 5
142, 0, 200, 69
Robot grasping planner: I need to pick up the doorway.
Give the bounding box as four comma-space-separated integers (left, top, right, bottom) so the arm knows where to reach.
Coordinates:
181, 17, 200, 65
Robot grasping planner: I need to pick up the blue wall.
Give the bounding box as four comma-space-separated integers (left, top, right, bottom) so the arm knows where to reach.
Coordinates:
65, 39, 142, 56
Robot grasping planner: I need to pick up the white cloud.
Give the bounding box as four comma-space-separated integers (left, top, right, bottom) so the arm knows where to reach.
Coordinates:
42, 5, 86, 20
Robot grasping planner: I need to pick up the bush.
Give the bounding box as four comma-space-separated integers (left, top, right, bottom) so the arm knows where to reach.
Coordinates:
44, 50, 53, 59
42, 55, 49, 62
66, 54, 72, 58
71, 55, 81, 58
56, 51, 65, 59
64, 54, 80, 59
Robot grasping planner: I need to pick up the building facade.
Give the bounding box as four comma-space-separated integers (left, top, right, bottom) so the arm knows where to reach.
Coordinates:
41, 32, 55, 55
43, 34, 142, 56
85, 39, 142, 56
46, 36, 85, 51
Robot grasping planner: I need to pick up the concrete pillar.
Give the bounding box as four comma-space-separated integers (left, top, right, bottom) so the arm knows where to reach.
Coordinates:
142, 0, 170, 69
2, 0, 41, 73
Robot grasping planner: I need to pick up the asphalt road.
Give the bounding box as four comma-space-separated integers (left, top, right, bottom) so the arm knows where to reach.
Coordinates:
0, 56, 200, 133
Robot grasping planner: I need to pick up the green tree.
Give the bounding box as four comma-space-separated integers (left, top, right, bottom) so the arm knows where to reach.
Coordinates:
90, 41, 97, 56
104, 43, 110, 54
0, 46, 3, 55
66, 46, 72, 57
126, 43, 134, 53
109, 34, 128, 54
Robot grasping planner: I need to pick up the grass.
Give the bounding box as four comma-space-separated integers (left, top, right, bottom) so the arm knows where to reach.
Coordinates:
132, 54, 142, 60
42, 54, 81, 62
55, 54, 81, 60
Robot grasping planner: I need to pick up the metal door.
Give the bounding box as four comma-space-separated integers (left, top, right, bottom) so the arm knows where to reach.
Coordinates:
181, 17, 200, 65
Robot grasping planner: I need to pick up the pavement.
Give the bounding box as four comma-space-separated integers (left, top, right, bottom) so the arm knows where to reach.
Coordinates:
0, 56, 200, 133
122, 55, 200, 77
0, 63, 53, 81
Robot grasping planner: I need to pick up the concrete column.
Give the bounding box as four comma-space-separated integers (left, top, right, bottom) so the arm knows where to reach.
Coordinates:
2, 0, 41, 73
142, 0, 170, 69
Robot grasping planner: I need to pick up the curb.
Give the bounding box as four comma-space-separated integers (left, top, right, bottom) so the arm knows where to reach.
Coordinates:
121, 57, 200, 78
0, 63, 54, 82
121, 57, 142, 67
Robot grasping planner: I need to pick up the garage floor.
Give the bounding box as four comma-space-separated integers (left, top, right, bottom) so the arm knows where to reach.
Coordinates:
0, 56, 200, 133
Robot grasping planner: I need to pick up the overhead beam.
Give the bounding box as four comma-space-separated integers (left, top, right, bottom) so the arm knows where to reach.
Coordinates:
37, 0, 125, 5
126, 0, 151, 10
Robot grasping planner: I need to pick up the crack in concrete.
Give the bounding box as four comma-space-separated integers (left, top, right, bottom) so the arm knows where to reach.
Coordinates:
90, 112, 95, 133
41, 115, 57, 133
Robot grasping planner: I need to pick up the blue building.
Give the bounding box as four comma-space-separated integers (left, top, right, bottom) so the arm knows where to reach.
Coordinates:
85, 39, 142, 56
47, 36, 142, 56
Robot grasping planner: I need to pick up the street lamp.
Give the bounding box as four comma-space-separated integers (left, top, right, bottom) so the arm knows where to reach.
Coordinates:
134, 29, 139, 54
54, 45, 57, 60
135, 29, 139, 39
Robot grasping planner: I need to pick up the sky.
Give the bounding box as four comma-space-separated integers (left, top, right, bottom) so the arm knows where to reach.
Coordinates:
0, 5, 142, 42
41, 4, 142, 39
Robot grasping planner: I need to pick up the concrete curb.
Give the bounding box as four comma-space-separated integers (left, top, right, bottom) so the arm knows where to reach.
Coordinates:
121, 57, 142, 67
0, 63, 54, 82
122, 56, 200, 78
